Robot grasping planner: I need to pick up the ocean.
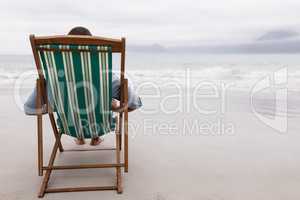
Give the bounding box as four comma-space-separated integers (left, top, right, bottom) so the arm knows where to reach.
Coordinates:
1, 53, 300, 117
2, 53, 300, 87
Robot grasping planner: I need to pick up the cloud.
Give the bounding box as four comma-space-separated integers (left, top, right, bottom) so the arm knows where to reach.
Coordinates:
257, 30, 299, 41
1, 0, 300, 54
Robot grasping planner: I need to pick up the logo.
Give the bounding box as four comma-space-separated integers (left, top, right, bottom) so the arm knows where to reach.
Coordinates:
251, 68, 288, 133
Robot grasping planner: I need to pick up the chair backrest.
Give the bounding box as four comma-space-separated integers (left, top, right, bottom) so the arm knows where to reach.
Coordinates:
30, 35, 126, 139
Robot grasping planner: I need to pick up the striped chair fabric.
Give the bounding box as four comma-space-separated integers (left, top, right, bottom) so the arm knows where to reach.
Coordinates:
37, 44, 114, 139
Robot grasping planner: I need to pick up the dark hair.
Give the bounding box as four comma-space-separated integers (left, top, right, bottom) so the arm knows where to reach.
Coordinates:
68, 26, 92, 36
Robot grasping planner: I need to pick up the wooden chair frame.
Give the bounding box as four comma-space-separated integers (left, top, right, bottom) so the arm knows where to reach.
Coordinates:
30, 35, 129, 198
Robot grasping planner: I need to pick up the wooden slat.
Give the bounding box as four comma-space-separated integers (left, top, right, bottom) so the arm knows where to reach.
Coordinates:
36, 47, 113, 53
43, 163, 124, 170
33, 35, 123, 52
46, 186, 117, 193
63, 148, 116, 152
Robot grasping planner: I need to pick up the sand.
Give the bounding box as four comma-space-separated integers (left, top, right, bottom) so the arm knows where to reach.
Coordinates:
1, 86, 300, 200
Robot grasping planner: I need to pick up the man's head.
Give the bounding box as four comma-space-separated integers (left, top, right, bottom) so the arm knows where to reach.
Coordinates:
68, 26, 92, 36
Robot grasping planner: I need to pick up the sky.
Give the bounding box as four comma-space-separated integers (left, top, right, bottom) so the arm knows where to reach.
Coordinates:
1, 0, 300, 54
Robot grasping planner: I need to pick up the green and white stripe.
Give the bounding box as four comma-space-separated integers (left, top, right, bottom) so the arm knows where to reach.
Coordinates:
38, 44, 113, 139
61, 45, 84, 139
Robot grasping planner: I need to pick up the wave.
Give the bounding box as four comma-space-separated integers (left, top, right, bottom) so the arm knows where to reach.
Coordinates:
1, 59, 300, 91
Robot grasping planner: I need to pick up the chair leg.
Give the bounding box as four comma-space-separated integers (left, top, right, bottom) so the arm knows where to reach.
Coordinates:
37, 79, 43, 176
37, 114, 43, 176
115, 116, 123, 194
124, 110, 128, 173
123, 78, 129, 173
48, 112, 64, 152
39, 77, 63, 153
38, 113, 63, 197
38, 141, 59, 198
118, 113, 123, 151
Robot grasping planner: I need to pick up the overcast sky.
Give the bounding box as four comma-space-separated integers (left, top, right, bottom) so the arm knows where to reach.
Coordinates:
1, 0, 300, 54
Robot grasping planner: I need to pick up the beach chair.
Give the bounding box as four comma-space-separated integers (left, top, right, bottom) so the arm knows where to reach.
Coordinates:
30, 35, 129, 197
